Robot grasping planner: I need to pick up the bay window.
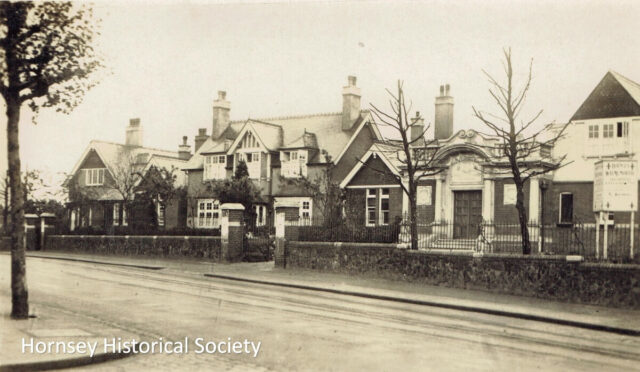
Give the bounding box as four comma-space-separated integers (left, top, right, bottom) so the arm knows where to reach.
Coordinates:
204, 155, 227, 180
197, 199, 220, 228
281, 150, 308, 178
237, 152, 261, 179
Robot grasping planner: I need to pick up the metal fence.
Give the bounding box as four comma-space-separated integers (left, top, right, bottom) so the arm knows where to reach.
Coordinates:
285, 216, 638, 262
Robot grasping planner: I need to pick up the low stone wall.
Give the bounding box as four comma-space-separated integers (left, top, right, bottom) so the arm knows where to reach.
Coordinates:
286, 241, 640, 309
46, 235, 222, 260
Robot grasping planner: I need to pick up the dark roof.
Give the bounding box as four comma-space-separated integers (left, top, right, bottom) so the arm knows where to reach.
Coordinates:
571, 71, 640, 121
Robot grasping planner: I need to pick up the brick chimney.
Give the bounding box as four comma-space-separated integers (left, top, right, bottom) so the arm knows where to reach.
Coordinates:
194, 128, 208, 152
126, 118, 143, 147
178, 136, 191, 160
410, 111, 425, 144
342, 76, 361, 131
212, 91, 230, 140
435, 84, 453, 140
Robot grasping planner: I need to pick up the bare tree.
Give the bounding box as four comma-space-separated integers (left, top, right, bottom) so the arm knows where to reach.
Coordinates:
369, 81, 442, 250
472, 48, 567, 254
109, 152, 143, 219
0, 2, 102, 319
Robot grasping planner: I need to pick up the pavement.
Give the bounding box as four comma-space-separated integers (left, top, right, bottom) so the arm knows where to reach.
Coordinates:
15, 251, 640, 336
0, 294, 137, 371
1, 251, 639, 371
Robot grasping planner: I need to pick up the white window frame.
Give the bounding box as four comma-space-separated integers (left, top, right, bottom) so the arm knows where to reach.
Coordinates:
603, 124, 614, 138
113, 203, 120, 226
122, 206, 128, 226
588, 124, 599, 139
281, 150, 308, 178
157, 202, 166, 227
84, 168, 105, 186
204, 155, 227, 180
196, 199, 220, 229
299, 199, 312, 224
379, 188, 390, 225
366, 188, 377, 226
254, 204, 267, 226
616, 121, 629, 138
558, 192, 573, 224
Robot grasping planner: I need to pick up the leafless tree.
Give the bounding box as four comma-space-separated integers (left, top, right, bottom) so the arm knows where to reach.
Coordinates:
369, 81, 443, 250
472, 48, 567, 254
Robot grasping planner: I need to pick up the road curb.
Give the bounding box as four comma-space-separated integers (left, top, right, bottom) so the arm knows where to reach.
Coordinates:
24, 254, 165, 270
0, 351, 133, 372
203, 273, 640, 337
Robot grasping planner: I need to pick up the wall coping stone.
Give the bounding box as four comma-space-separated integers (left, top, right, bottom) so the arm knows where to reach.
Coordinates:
51, 235, 221, 240
221, 203, 245, 210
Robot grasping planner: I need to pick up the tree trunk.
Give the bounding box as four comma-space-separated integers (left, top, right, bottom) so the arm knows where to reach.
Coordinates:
7, 96, 29, 319
409, 184, 418, 250
515, 183, 531, 255
3, 182, 8, 230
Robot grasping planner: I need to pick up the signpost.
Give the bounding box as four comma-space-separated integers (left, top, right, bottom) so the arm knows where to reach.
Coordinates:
593, 159, 638, 259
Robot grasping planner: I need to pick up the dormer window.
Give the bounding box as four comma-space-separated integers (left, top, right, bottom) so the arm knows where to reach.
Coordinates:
281, 150, 308, 178
204, 155, 226, 180
84, 168, 105, 186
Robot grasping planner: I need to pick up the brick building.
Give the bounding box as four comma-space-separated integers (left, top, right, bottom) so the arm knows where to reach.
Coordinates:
66, 119, 189, 231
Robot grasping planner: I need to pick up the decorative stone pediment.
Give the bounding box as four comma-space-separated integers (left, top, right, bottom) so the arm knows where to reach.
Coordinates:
447, 153, 483, 185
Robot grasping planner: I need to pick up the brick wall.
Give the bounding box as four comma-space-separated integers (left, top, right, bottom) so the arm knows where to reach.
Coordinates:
493, 178, 530, 223
344, 187, 403, 226
544, 181, 640, 224
285, 241, 640, 309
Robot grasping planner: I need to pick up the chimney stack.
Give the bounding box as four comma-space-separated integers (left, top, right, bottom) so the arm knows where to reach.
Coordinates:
342, 76, 361, 131
212, 91, 230, 140
434, 84, 453, 140
178, 136, 191, 160
126, 118, 143, 147
410, 111, 425, 144
194, 128, 208, 152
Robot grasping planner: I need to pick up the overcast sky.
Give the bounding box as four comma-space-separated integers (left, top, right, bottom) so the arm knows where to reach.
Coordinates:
1, 0, 639, 187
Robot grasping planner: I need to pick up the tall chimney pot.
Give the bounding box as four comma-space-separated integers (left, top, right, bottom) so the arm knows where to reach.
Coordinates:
195, 128, 208, 152
212, 91, 230, 140
178, 135, 191, 160
410, 112, 425, 144
125, 118, 143, 147
342, 75, 361, 131
435, 84, 454, 140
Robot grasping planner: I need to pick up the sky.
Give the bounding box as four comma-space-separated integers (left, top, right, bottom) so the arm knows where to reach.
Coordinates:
1, 0, 640, 192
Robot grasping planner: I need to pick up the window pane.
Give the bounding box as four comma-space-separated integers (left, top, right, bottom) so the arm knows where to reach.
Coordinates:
560, 194, 573, 223
381, 188, 389, 195
368, 189, 376, 196
381, 199, 389, 210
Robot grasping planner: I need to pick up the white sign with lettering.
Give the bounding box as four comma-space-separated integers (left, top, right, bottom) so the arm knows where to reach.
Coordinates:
503, 184, 516, 205
417, 186, 432, 206
593, 160, 638, 212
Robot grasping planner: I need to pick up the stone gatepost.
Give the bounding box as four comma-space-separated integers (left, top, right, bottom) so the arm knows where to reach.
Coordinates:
274, 210, 286, 268
24, 214, 39, 251
39, 213, 56, 251
220, 203, 245, 262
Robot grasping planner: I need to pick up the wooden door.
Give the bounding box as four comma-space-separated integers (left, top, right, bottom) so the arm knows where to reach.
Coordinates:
453, 191, 483, 238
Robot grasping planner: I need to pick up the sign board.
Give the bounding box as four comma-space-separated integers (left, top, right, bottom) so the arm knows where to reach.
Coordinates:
417, 185, 432, 206
593, 159, 638, 212
503, 184, 516, 205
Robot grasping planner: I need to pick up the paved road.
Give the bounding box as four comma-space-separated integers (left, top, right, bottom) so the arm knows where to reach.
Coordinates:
1, 256, 639, 371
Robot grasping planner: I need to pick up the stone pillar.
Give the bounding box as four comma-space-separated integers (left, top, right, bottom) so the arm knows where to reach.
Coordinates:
220, 203, 245, 262
528, 177, 541, 252
274, 210, 286, 268
24, 214, 39, 251
482, 178, 495, 241
434, 177, 444, 222
39, 213, 56, 251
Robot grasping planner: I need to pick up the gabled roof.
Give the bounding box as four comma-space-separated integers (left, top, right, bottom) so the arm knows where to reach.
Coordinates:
137, 154, 189, 187
339, 141, 403, 188
571, 70, 640, 121
69, 140, 181, 178
184, 110, 375, 170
